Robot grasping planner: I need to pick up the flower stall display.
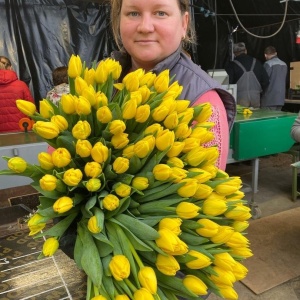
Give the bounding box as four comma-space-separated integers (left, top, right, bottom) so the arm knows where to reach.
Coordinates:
0, 54, 252, 300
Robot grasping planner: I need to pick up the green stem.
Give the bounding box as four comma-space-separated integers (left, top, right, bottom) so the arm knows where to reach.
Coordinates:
93, 284, 99, 296
129, 242, 144, 269
124, 278, 138, 293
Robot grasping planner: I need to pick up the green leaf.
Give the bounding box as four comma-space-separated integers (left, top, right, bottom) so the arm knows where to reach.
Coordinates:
74, 233, 83, 269
180, 232, 209, 246
84, 195, 97, 215
94, 235, 114, 257
104, 196, 131, 219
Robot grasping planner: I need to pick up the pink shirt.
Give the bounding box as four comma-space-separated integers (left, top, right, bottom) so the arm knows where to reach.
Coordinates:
193, 90, 229, 171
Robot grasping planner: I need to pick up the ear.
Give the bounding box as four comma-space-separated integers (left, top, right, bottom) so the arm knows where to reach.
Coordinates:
182, 12, 189, 35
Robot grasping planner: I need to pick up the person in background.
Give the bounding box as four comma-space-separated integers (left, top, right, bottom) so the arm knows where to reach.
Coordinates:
225, 42, 269, 108
261, 46, 287, 110
110, 0, 236, 171
0, 55, 34, 133
46, 66, 69, 105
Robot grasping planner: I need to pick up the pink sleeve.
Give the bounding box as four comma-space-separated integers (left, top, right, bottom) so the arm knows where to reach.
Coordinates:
192, 90, 229, 171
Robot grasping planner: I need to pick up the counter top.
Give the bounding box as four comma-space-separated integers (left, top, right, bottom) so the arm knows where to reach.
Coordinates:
0, 131, 44, 147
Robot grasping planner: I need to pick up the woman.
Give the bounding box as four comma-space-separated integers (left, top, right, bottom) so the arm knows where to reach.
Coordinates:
110, 0, 236, 170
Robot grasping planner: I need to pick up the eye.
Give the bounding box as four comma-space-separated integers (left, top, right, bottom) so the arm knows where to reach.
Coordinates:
128, 11, 140, 17
156, 11, 167, 17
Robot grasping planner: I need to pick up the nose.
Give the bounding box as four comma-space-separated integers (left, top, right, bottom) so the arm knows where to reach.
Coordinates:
137, 14, 154, 33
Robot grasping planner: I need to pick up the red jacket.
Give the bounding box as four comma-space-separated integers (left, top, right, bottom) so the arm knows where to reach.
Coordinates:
0, 70, 34, 132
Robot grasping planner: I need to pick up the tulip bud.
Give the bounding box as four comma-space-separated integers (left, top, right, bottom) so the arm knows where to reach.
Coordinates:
16, 99, 36, 116
68, 54, 82, 78
216, 284, 238, 300
177, 179, 198, 198
133, 288, 155, 300
96, 106, 113, 123
152, 164, 171, 181
196, 218, 219, 237
135, 104, 150, 123
53, 196, 73, 213
134, 140, 150, 158
39, 174, 57, 191
210, 266, 236, 286
52, 147, 72, 168
63, 168, 83, 186
7, 157, 27, 173
109, 255, 130, 281
154, 69, 169, 93
155, 253, 180, 276
84, 161, 102, 178
38, 152, 54, 170
175, 100, 190, 113
75, 76, 89, 96
183, 275, 208, 296
28, 213, 46, 236
115, 295, 130, 300
51, 115, 68, 132
158, 218, 182, 235
167, 157, 184, 168
113, 157, 130, 174
194, 102, 212, 123
111, 133, 129, 149
138, 267, 157, 294
122, 144, 135, 159
166, 141, 185, 158
138, 86, 151, 103
123, 71, 140, 92
122, 99, 137, 119
230, 246, 253, 258
103, 194, 120, 211
225, 231, 250, 249
33, 121, 60, 139
83, 67, 95, 86
72, 120, 91, 140
132, 177, 149, 191
94, 91, 108, 109
189, 167, 212, 183
224, 205, 252, 221
42, 237, 59, 257
155, 129, 174, 151
186, 250, 211, 269
144, 123, 163, 136
86, 178, 101, 192
163, 111, 178, 129
210, 226, 234, 244
88, 215, 102, 233
232, 220, 249, 232
91, 142, 109, 163
176, 201, 200, 219
61, 94, 76, 114
114, 183, 131, 197
40, 99, 54, 118
193, 183, 213, 199
109, 120, 126, 135
152, 104, 169, 122
76, 139, 92, 158
213, 252, 237, 271
174, 123, 192, 139
232, 261, 248, 280
165, 81, 183, 99
202, 197, 227, 216
91, 296, 107, 300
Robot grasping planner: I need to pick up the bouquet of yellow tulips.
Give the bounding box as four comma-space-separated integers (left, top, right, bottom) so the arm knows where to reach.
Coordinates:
0, 54, 252, 300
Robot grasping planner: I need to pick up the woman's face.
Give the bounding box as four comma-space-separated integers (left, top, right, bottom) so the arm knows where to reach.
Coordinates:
120, 0, 188, 71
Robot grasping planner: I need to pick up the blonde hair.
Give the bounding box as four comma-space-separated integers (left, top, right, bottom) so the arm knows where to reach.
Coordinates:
110, 0, 196, 50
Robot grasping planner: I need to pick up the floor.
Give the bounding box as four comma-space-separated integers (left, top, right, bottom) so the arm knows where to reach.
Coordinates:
207, 153, 300, 300
1, 153, 300, 299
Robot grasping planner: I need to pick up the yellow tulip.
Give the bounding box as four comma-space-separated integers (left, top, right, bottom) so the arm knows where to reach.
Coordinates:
189, 168, 212, 183
170, 167, 188, 183
103, 194, 120, 211
115, 295, 130, 300
185, 250, 212, 269
114, 183, 131, 197
122, 99, 137, 119
178, 107, 194, 124
109, 255, 130, 281
51, 148, 71, 168
33, 121, 60, 139
163, 111, 178, 129
39, 99, 54, 118
215, 177, 243, 196
177, 178, 198, 198
63, 168, 83, 186
210, 266, 236, 286
196, 219, 219, 237
182, 137, 200, 153
152, 164, 171, 181
155, 228, 188, 255
74, 95, 91, 115
68, 54, 82, 78
96, 106, 113, 123
174, 123, 192, 139
176, 201, 199, 219
84, 161, 102, 178
139, 71, 156, 87
132, 177, 149, 191
75, 76, 89, 95
183, 275, 208, 296
53, 196, 73, 213
232, 220, 249, 232
193, 183, 213, 199
130, 90, 143, 106
194, 102, 212, 123
202, 198, 227, 217
138, 266, 157, 294
91, 142, 109, 163
144, 123, 163, 136
154, 69, 169, 93
113, 157, 130, 174
230, 246, 253, 258
76, 139, 92, 158
166, 141, 185, 158
155, 129, 174, 151
133, 288, 154, 300
82, 85, 97, 107
138, 85, 151, 103
167, 157, 184, 168
91, 296, 107, 300
111, 133, 129, 149
232, 261, 248, 280
16, 99, 36, 116
158, 218, 182, 236
28, 213, 46, 236
155, 253, 180, 276
7, 157, 27, 173
135, 104, 150, 123
51, 115, 68, 132
122, 144, 135, 159
88, 215, 102, 233
83, 67, 95, 86
152, 104, 170, 122
185, 146, 207, 167
224, 205, 252, 221
165, 81, 183, 99
142, 135, 155, 151
225, 231, 250, 248
134, 140, 150, 158
94, 91, 108, 109
61, 94, 76, 114
72, 120, 91, 140
216, 284, 238, 300
175, 100, 190, 113
213, 252, 237, 271
38, 152, 54, 170
39, 174, 57, 191
42, 237, 59, 257
210, 226, 234, 244
86, 178, 101, 192
109, 120, 126, 135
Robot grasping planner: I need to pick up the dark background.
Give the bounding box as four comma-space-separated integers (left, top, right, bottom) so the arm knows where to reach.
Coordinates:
1, 0, 300, 106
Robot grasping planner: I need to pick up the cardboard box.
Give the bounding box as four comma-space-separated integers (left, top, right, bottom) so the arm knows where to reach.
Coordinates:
290, 62, 300, 89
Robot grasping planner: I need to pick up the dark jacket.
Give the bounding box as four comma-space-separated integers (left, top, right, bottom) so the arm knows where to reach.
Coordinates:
0, 70, 34, 132
112, 47, 236, 131
225, 53, 269, 92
